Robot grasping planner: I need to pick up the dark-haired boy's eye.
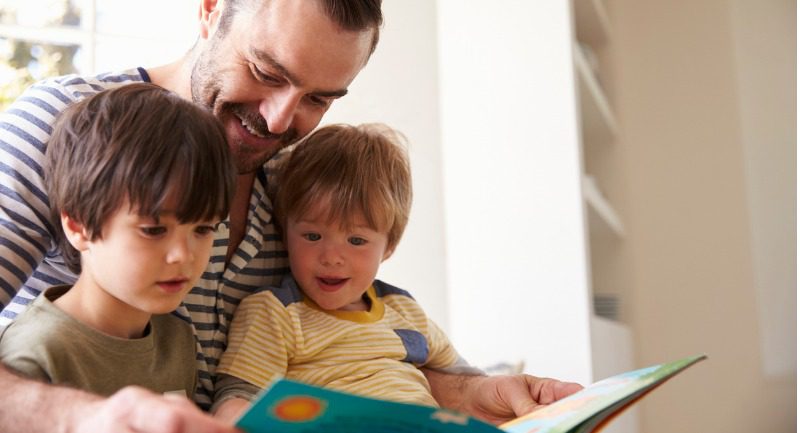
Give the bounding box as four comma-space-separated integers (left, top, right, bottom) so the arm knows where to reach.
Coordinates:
195, 224, 218, 236
303, 233, 321, 241
140, 226, 166, 237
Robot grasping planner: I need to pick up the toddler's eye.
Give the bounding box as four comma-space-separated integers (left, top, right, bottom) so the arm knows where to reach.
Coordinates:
303, 233, 321, 241
348, 237, 367, 246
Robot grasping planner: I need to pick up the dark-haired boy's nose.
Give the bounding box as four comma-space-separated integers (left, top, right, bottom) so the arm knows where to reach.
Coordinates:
166, 236, 194, 264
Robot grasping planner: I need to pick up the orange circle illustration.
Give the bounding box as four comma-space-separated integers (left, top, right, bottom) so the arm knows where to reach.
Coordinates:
272, 396, 326, 422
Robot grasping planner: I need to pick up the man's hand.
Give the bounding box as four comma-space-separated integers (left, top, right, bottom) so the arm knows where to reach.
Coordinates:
424, 369, 583, 426
70, 386, 240, 433
0, 366, 239, 433
460, 374, 583, 425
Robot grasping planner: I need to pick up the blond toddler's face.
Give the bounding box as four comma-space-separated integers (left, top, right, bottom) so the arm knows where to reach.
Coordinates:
286, 208, 391, 312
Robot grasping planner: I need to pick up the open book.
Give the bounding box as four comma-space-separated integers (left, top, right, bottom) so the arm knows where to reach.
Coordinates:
235, 354, 706, 433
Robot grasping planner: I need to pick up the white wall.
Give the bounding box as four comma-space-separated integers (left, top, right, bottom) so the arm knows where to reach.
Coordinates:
436, 0, 593, 383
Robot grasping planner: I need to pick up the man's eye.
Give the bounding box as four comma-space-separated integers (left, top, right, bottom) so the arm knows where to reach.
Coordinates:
250, 64, 280, 84
303, 233, 321, 241
348, 237, 367, 246
307, 95, 332, 108
140, 226, 166, 237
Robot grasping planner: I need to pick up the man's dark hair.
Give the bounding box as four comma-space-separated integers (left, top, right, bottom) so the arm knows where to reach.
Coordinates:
45, 82, 236, 273
218, 0, 383, 55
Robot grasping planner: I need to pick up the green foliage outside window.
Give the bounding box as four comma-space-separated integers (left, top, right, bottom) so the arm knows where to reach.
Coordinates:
0, 1, 80, 110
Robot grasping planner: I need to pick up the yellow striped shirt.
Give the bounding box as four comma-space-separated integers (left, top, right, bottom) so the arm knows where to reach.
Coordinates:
218, 277, 459, 406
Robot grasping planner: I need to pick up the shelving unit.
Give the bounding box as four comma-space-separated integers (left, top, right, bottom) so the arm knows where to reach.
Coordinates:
573, 0, 626, 315
573, 0, 611, 45
583, 175, 625, 238
589, 315, 638, 432
572, 7, 637, 431
574, 43, 618, 144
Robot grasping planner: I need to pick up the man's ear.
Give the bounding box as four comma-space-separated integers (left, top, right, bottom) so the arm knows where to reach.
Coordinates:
199, 0, 225, 40
61, 213, 90, 252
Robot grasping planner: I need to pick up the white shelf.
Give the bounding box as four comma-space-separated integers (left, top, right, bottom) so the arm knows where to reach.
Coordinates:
590, 314, 639, 433
583, 176, 625, 238
590, 314, 633, 378
573, 0, 611, 46
574, 43, 618, 144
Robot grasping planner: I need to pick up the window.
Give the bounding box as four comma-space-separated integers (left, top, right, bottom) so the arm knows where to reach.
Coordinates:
0, 0, 195, 109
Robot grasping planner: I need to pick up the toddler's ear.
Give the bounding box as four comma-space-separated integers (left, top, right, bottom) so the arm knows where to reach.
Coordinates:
382, 247, 395, 262
61, 213, 90, 252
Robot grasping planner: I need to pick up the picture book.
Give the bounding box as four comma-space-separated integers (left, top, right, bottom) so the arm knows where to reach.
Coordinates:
235, 354, 706, 433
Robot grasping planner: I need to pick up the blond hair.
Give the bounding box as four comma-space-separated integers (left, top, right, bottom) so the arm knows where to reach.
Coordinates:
274, 123, 411, 253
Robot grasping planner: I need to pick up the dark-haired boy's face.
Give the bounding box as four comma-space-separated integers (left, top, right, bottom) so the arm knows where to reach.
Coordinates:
73, 198, 220, 323
191, 0, 373, 173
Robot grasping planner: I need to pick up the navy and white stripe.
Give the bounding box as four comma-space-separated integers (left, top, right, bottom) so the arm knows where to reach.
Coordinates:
0, 69, 289, 409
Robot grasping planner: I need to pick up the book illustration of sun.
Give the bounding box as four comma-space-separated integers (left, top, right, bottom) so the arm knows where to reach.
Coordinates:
271, 395, 327, 422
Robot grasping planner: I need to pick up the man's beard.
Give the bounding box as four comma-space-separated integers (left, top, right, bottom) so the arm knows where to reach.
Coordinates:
190, 47, 299, 174
217, 101, 299, 173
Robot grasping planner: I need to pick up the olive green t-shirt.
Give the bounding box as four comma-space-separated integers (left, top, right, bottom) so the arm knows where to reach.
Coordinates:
0, 286, 197, 398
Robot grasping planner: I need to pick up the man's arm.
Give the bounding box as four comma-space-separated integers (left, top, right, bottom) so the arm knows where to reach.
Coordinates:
0, 82, 73, 311
0, 365, 239, 433
424, 368, 583, 425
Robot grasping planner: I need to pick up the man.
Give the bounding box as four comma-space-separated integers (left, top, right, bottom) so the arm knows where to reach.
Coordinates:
0, 1, 580, 432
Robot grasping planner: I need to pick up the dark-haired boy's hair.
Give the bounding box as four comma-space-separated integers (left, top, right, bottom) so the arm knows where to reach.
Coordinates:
274, 123, 411, 253
45, 82, 236, 273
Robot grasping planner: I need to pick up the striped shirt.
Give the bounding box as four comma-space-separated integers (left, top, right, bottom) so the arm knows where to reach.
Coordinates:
217, 276, 461, 407
0, 69, 289, 409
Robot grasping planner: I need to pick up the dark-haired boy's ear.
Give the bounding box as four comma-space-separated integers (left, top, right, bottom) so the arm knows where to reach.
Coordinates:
61, 213, 90, 252
199, 0, 224, 39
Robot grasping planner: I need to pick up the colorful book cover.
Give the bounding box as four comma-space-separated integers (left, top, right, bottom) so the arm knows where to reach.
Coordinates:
235, 354, 706, 433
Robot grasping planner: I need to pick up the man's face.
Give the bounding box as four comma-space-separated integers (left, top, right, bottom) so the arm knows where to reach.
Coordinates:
191, 0, 374, 173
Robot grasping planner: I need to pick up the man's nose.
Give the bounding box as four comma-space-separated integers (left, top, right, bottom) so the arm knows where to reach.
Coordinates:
260, 89, 302, 135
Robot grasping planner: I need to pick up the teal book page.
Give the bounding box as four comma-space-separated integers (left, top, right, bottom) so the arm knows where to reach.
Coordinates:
499, 354, 706, 433
235, 379, 502, 433
235, 355, 705, 433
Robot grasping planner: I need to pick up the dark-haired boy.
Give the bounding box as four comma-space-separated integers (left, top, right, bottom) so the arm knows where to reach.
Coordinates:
0, 83, 236, 399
